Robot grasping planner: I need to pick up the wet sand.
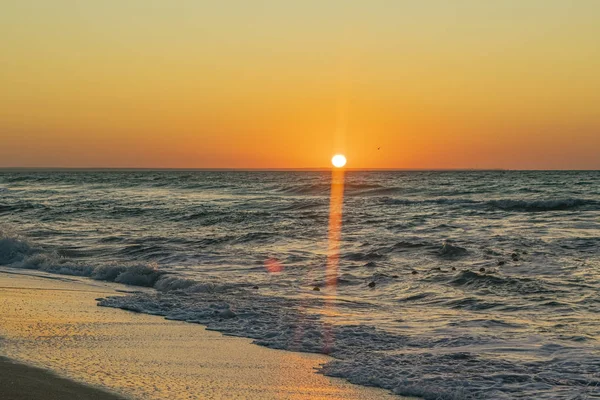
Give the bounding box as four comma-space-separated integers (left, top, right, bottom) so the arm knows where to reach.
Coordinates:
0, 356, 124, 400
0, 268, 409, 399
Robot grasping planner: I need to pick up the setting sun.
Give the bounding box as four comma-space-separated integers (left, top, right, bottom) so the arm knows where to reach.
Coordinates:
331, 155, 347, 168
1, 2, 599, 399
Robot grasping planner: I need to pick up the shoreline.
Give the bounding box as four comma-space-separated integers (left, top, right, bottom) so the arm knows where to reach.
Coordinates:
0, 268, 410, 400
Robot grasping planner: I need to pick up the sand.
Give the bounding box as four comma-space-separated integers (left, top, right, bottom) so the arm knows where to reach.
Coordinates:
0, 268, 409, 399
0, 356, 125, 400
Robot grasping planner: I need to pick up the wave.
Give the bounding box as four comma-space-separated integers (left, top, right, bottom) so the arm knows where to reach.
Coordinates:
439, 241, 468, 257
0, 231, 33, 264
187, 232, 277, 247
0, 230, 165, 287
96, 282, 599, 400
392, 240, 431, 250
487, 198, 599, 212
277, 201, 324, 212
277, 183, 331, 195
379, 197, 599, 212
0, 202, 38, 214
3, 175, 33, 183
379, 197, 480, 206
0, 230, 259, 290
2, 228, 598, 399
277, 182, 401, 196
357, 240, 465, 259
347, 187, 403, 196
343, 251, 386, 262
448, 270, 554, 296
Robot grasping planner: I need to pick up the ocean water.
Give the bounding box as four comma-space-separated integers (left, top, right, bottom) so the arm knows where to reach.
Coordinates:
1, 170, 599, 399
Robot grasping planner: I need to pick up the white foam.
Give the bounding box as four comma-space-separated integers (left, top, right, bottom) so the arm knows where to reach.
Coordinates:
97, 286, 600, 400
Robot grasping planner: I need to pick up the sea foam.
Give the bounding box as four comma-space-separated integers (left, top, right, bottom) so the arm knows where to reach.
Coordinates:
96, 283, 600, 400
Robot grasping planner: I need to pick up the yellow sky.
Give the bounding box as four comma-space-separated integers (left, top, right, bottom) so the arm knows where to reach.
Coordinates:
1, 1, 599, 169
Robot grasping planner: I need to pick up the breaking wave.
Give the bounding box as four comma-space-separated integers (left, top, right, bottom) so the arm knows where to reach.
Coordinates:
0, 230, 165, 287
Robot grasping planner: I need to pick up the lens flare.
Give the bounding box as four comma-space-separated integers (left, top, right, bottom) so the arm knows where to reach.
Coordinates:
331, 154, 347, 168
264, 257, 283, 273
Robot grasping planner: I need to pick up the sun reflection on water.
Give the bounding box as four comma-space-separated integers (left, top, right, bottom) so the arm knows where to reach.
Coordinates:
322, 167, 345, 353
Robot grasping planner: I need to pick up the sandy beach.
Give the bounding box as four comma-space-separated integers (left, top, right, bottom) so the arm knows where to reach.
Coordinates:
0, 356, 125, 400
0, 268, 407, 400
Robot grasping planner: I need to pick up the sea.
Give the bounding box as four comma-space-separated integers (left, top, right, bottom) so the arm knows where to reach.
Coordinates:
1, 170, 599, 399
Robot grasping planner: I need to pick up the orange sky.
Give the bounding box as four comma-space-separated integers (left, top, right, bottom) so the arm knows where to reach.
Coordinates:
1, 1, 599, 169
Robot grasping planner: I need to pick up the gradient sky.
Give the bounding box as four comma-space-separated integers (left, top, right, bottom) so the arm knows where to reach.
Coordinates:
1, 1, 599, 169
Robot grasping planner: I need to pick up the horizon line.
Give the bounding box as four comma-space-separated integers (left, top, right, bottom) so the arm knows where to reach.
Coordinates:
0, 167, 598, 172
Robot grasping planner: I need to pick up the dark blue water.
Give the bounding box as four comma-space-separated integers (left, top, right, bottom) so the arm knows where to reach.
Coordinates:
1, 170, 599, 399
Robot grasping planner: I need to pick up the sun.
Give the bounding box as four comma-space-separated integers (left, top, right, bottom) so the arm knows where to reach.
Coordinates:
331, 154, 347, 168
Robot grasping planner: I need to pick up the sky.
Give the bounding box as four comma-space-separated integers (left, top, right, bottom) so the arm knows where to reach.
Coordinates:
1, 1, 599, 169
